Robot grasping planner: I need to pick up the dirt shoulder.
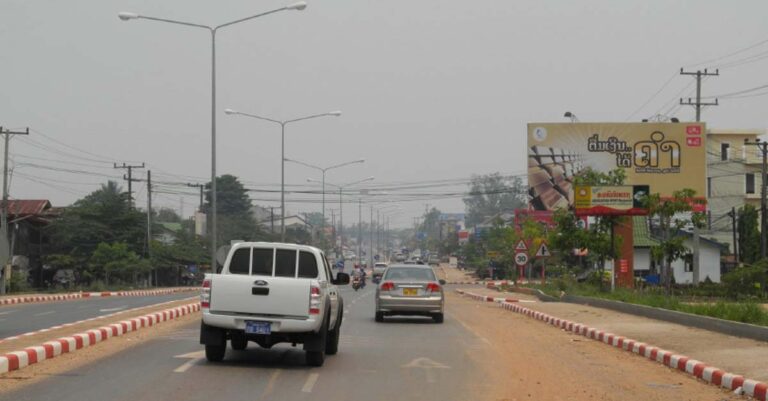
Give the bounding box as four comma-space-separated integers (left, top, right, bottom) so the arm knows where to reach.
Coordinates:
435, 264, 477, 283
0, 297, 197, 355
449, 292, 738, 401
463, 287, 768, 383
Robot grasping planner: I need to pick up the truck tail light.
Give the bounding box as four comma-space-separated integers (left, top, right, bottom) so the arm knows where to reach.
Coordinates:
380, 281, 394, 292
309, 284, 321, 315
201, 278, 211, 309
426, 282, 441, 293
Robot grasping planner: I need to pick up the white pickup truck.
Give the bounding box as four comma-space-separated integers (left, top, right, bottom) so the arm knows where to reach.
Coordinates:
199, 242, 350, 366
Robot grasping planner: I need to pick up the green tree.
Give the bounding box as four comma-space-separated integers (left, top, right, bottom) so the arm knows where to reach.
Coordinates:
204, 175, 262, 246
738, 204, 760, 264
89, 242, 149, 286
47, 181, 147, 285
157, 208, 181, 223
643, 189, 705, 294
463, 173, 526, 226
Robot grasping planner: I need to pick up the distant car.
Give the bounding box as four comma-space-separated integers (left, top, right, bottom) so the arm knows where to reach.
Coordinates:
372, 262, 388, 283
375, 264, 446, 323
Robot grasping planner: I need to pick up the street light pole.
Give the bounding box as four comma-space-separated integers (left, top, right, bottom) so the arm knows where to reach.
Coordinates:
284, 157, 363, 247
745, 138, 768, 259
118, 1, 307, 273
225, 110, 341, 242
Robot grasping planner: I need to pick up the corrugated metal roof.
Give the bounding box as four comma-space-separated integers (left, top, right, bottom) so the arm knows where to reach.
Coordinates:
4, 200, 51, 216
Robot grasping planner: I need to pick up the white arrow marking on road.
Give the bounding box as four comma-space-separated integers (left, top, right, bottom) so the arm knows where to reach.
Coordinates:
173, 350, 205, 373
99, 306, 127, 312
402, 357, 450, 383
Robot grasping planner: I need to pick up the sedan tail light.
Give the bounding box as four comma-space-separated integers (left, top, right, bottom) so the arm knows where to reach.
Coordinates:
380, 281, 395, 291
426, 282, 441, 293
201, 278, 211, 309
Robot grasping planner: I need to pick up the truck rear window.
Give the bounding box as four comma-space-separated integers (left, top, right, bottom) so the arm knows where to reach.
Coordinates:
252, 248, 273, 276
275, 249, 297, 278
229, 248, 250, 275
298, 251, 318, 278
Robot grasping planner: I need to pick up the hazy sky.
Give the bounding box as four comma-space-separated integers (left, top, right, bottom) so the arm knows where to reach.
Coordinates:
1, 0, 767, 227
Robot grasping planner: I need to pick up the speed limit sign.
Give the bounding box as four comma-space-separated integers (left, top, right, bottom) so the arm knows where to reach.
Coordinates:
514, 252, 529, 266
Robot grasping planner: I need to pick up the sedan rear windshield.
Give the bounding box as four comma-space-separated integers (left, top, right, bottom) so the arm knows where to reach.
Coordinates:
383, 268, 436, 281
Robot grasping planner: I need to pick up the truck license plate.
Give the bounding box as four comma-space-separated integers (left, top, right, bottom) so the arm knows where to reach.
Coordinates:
245, 321, 271, 335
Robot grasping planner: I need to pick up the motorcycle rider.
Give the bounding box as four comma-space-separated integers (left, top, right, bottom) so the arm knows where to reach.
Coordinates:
353, 265, 367, 289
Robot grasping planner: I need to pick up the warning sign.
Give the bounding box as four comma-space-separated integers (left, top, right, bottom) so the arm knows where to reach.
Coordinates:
515, 240, 528, 251
535, 242, 551, 258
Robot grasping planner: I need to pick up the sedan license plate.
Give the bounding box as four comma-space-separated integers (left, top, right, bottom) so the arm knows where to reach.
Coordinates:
403, 288, 418, 296
245, 321, 271, 335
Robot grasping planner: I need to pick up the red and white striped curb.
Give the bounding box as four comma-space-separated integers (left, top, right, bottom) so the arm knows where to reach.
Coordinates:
456, 289, 767, 401
446, 281, 483, 285
0, 297, 197, 344
0, 287, 197, 306
0, 302, 201, 375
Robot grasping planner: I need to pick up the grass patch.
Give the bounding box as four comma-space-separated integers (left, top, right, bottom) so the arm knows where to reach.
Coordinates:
519, 282, 768, 327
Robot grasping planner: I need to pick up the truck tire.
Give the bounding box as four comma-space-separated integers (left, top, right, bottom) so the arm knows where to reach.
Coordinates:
325, 300, 343, 355
306, 314, 329, 367
375, 311, 384, 322
205, 344, 226, 362
230, 332, 247, 351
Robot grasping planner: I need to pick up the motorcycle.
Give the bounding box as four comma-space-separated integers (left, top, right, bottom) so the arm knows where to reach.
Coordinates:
352, 276, 361, 291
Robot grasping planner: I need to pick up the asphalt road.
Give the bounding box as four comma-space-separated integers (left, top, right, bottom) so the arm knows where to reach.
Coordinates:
0, 293, 196, 339
1, 285, 486, 401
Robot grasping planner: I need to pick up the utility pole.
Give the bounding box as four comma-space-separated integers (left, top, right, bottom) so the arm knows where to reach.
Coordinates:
679, 68, 718, 285
114, 163, 145, 207
357, 198, 362, 263
370, 205, 374, 268
270, 207, 275, 234
728, 206, 739, 266
129, 171, 155, 286
0, 127, 28, 295
745, 139, 768, 259
331, 209, 336, 256
186, 183, 204, 211
679, 68, 719, 121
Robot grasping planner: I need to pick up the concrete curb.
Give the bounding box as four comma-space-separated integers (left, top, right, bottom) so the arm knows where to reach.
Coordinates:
0, 287, 198, 306
455, 289, 768, 401
0, 302, 201, 375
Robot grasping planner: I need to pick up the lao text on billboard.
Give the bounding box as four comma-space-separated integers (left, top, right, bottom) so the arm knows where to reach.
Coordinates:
574, 185, 649, 216
527, 122, 705, 211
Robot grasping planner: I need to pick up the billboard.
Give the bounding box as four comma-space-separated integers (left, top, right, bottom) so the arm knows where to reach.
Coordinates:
573, 185, 649, 216
527, 122, 706, 211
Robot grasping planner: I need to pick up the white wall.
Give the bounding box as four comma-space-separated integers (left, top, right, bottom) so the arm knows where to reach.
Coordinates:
632, 242, 721, 283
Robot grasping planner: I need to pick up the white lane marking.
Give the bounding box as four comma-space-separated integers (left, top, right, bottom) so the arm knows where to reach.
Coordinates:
302, 373, 320, 393
99, 306, 127, 312
453, 315, 492, 346
0, 310, 17, 316
173, 350, 204, 373
258, 369, 281, 399
34, 311, 55, 316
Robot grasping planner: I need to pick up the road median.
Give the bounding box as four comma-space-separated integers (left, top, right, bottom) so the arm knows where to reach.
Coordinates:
0, 301, 200, 375
0, 287, 198, 306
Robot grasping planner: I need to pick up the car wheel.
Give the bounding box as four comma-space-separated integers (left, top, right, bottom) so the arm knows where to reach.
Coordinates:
432, 313, 444, 324
205, 344, 226, 362
375, 311, 384, 322
230, 333, 247, 351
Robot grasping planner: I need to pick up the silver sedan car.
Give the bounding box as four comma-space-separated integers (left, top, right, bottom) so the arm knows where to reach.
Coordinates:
375, 265, 446, 323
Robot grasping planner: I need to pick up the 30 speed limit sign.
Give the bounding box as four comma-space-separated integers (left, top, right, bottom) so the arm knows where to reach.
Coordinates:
514, 252, 529, 266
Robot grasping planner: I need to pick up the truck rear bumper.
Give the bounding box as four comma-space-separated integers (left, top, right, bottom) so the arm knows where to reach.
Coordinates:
202, 310, 319, 333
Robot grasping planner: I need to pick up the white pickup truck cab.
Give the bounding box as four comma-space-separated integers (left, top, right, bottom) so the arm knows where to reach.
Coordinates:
200, 242, 350, 366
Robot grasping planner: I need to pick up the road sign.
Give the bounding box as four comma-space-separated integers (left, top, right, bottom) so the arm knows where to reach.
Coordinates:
515, 240, 528, 251
487, 251, 500, 259
515, 252, 529, 266
535, 242, 551, 258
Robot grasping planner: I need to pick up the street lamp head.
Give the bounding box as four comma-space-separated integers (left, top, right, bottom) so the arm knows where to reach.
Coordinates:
118, 12, 139, 21
224, 108, 238, 115
307, 178, 320, 183
286, 1, 308, 11
328, 110, 342, 117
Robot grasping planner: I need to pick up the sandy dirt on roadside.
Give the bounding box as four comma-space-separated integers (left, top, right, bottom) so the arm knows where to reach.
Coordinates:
448, 292, 740, 401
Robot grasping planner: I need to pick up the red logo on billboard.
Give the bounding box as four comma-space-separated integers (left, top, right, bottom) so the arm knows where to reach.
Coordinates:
686, 137, 701, 147
686, 125, 702, 135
